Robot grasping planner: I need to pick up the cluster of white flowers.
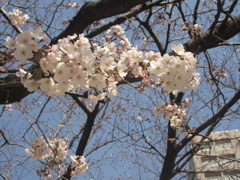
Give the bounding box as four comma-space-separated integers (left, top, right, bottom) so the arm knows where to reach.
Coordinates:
148, 44, 200, 94
71, 2, 79, 8
7, 23, 199, 103
3, 104, 12, 111
26, 137, 88, 177
25, 136, 52, 159
6, 27, 45, 64
153, 103, 186, 119
170, 115, 184, 129
70, 155, 88, 176
8, 9, 29, 26
153, 102, 187, 129
25, 137, 68, 162
49, 139, 68, 163
65, 2, 79, 8
106, 25, 132, 48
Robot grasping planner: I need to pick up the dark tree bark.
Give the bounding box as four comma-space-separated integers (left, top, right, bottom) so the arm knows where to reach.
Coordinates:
51, 0, 150, 44
0, 75, 32, 104
62, 100, 100, 180
183, 15, 240, 54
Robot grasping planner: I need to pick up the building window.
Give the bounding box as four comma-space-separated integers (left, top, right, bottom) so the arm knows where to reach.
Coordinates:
202, 156, 218, 168
224, 175, 234, 180
215, 139, 232, 151
205, 172, 222, 180
219, 154, 236, 166
200, 142, 212, 153
223, 172, 240, 180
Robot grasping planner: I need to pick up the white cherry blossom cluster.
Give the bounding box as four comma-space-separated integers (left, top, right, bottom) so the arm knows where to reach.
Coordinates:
153, 103, 186, 119
25, 137, 68, 162
65, 2, 79, 8
8, 25, 200, 103
153, 103, 187, 129
5, 27, 45, 64
25, 137, 88, 177
170, 115, 184, 129
148, 44, 200, 95
25, 136, 53, 160
106, 25, 132, 48
3, 104, 12, 111
8, 9, 29, 26
49, 139, 68, 163
70, 155, 88, 176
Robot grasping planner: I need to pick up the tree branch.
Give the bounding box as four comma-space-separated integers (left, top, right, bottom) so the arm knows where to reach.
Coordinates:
51, 0, 149, 44
62, 101, 100, 180
176, 90, 240, 154
183, 15, 240, 55
0, 5, 22, 34
67, 92, 92, 116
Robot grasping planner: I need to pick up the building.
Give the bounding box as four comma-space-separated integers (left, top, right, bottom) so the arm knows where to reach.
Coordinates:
189, 129, 240, 180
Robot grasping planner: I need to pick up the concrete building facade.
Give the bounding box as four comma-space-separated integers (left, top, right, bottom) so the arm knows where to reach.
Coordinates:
189, 129, 240, 180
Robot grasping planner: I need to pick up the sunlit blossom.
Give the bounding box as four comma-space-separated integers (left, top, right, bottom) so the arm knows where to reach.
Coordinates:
5, 36, 16, 49
40, 77, 55, 92
14, 44, 33, 64
23, 79, 39, 92
28, 27, 44, 39
8, 9, 29, 26
10, 25, 200, 110
171, 44, 185, 55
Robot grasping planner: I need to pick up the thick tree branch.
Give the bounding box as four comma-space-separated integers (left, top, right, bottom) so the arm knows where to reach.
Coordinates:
67, 92, 92, 116
159, 92, 181, 180
62, 102, 100, 180
0, 75, 33, 104
183, 15, 240, 54
135, 15, 165, 54
51, 0, 149, 44
86, 0, 181, 38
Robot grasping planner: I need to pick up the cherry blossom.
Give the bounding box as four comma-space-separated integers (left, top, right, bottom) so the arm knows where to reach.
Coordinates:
23, 79, 39, 92
8, 9, 29, 26
16, 31, 32, 45
13, 44, 33, 64
40, 78, 55, 92
70, 155, 88, 176
5, 36, 16, 49
28, 27, 45, 40
171, 44, 185, 55
53, 63, 71, 82
9, 25, 200, 106
25, 136, 52, 160
153, 101, 189, 129
89, 74, 106, 91
26, 137, 88, 177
